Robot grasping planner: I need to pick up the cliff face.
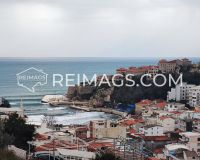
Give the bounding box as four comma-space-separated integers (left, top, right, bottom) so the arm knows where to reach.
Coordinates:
66, 85, 96, 101
66, 74, 172, 107
66, 85, 113, 107
66, 71, 200, 107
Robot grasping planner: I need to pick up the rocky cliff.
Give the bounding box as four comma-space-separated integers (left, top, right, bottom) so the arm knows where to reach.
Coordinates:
0, 97, 10, 108
66, 84, 113, 107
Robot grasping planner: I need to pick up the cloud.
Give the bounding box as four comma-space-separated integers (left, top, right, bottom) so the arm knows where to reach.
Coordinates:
0, 0, 200, 57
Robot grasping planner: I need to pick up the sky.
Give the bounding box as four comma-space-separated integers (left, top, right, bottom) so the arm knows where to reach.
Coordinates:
0, 0, 200, 57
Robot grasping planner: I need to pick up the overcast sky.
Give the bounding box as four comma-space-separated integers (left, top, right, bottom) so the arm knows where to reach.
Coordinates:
0, 0, 200, 57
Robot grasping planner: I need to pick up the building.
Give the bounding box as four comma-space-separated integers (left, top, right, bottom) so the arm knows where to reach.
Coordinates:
164, 103, 186, 112
89, 120, 126, 139
57, 148, 95, 160
167, 83, 200, 107
193, 119, 200, 133
116, 65, 159, 77
183, 150, 199, 160
136, 99, 153, 112
167, 83, 196, 102
75, 126, 90, 140
191, 63, 200, 73
179, 132, 200, 155
146, 65, 159, 77
158, 59, 177, 73
116, 67, 128, 74
157, 116, 176, 133
189, 86, 200, 107
163, 143, 190, 159
139, 124, 164, 136
158, 58, 191, 73
180, 58, 192, 66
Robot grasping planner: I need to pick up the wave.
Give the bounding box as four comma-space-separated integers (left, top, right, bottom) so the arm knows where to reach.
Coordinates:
26, 112, 113, 125
47, 107, 66, 111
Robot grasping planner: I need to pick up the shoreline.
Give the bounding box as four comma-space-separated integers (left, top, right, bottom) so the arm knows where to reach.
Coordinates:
49, 100, 127, 117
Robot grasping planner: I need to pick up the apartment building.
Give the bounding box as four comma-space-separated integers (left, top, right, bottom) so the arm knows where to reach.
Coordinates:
158, 59, 177, 73
158, 58, 191, 73
164, 103, 186, 112
189, 86, 200, 107
157, 116, 175, 133
139, 124, 164, 136
89, 120, 126, 139
167, 83, 195, 102
167, 83, 200, 107
179, 132, 200, 155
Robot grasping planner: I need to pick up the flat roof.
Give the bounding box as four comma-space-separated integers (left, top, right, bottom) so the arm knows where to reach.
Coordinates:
180, 132, 200, 137
191, 86, 200, 90
57, 148, 95, 159
165, 144, 189, 151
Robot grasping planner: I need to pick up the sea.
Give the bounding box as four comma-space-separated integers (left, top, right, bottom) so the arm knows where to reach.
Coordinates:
0, 57, 199, 125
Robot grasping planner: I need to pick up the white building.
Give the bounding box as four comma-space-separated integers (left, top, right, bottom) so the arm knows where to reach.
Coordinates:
189, 86, 200, 107
179, 132, 200, 155
157, 117, 176, 133
167, 83, 200, 107
139, 124, 164, 136
167, 83, 195, 102
180, 111, 200, 120
57, 148, 96, 160
165, 103, 186, 112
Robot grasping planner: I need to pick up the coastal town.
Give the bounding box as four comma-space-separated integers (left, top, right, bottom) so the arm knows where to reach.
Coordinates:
1, 58, 200, 160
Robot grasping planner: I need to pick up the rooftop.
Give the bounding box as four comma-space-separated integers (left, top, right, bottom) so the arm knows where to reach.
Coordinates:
142, 124, 163, 129
180, 132, 200, 137
57, 148, 95, 159
165, 143, 189, 151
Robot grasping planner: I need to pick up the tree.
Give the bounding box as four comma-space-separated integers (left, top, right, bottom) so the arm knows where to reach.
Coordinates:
0, 120, 14, 149
0, 150, 23, 160
42, 114, 56, 128
95, 152, 122, 160
4, 113, 35, 150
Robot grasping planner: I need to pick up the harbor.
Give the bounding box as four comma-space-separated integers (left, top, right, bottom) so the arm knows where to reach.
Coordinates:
49, 100, 127, 117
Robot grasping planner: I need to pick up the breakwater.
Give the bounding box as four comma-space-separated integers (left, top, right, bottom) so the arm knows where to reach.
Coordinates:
49, 101, 127, 117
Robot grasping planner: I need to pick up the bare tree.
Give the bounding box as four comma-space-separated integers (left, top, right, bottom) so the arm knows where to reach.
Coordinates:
42, 114, 57, 129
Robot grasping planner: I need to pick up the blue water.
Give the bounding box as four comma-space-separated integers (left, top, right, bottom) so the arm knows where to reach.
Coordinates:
0, 57, 198, 125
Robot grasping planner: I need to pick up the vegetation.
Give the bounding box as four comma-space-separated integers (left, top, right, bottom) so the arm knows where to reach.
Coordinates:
111, 71, 200, 104
0, 150, 23, 160
95, 152, 122, 160
4, 113, 35, 150
111, 74, 173, 104
0, 120, 14, 149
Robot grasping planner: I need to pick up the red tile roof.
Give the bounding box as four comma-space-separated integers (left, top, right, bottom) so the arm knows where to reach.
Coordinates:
153, 148, 164, 154
137, 99, 152, 106
129, 128, 137, 134
142, 136, 170, 141
88, 142, 113, 151
156, 102, 167, 109
35, 133, 49, 141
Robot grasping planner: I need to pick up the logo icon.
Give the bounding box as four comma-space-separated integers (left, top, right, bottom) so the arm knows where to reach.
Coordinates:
16, 67, 48, 93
